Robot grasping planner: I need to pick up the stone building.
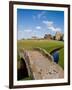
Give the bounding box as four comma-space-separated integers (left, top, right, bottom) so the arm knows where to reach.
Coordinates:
55, 31, 63, 41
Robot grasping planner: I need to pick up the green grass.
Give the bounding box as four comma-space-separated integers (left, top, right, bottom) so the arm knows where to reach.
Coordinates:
58, 48, 64, 69
17, 39, 64, 69
19, 76, 33, 81
18, 40, 64, 52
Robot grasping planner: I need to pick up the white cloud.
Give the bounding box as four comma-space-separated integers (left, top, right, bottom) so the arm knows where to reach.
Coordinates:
34, 11, 46, 19
54, 28, 61, 32
37, 11, 46, 19
24, 29, 32, 33
43, 20, 53, 27
17, 30, 24, 40
43, 20, 61, 32
48, 26, 61, 32
17, 29, 32, 40
18, 29, 32, 38
36, 26, 41, 29
32, 11, 46, 20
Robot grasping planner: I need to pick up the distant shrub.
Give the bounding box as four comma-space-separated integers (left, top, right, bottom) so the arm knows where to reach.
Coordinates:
17, 51, 20, 61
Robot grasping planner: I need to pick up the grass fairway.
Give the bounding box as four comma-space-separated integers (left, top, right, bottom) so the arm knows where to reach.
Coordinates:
58, 48, 64, 69
17, 40, 64, 69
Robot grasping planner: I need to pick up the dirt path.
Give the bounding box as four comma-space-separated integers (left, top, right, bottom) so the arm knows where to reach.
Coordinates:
25, 50, 64, 80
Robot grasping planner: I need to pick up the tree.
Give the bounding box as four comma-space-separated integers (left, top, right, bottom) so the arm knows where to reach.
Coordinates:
44, 34, 52, 40
53, 36, 55, 40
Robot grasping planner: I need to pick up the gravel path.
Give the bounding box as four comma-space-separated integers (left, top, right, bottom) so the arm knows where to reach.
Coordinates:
24, 50, 64, 80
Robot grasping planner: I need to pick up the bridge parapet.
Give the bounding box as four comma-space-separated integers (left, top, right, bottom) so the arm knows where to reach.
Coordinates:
19, 50, 34, 79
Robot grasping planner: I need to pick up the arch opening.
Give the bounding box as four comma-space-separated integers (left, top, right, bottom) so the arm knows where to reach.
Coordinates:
17, 58, 29, 80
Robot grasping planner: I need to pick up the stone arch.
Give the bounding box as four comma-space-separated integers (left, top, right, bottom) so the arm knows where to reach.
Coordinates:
17, 57, 29, 80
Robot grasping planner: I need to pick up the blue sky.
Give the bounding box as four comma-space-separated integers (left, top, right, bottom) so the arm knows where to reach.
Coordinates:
17, 9, 64, 40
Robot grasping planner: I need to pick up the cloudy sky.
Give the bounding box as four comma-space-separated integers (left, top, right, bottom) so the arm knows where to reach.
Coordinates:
17, 9, 64, 40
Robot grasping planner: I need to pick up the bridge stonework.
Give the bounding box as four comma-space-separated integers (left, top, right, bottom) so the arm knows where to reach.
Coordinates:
19, 48, 64, 80
20, 51, 34, 79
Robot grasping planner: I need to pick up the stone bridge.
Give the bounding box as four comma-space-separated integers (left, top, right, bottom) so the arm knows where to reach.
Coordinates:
19, 48, 64, 80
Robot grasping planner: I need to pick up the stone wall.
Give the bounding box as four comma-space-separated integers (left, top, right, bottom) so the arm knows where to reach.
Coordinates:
19, 51, 34, 79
